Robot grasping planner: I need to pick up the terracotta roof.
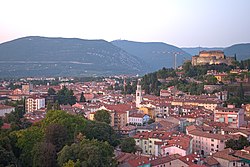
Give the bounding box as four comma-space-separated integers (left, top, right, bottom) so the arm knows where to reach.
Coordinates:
104, 104, 134, 113
150, 154, 179, 166
234, 150, 250, 160
126, 157, 149, 167
129, 113, 144, 118
213, 148, 241, 161
178, 154, 200, 166
115, 152, 140, 163
204, 156, 219, 166
189, 129, 230, 140
133, 131, 172, 140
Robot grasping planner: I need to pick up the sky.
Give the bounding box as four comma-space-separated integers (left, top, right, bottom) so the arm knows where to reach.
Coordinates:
0, 0, 250, 47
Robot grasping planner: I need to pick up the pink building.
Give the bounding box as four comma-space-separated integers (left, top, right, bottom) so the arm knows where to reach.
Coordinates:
186, 125, 233, 156
214, 105, 245, 128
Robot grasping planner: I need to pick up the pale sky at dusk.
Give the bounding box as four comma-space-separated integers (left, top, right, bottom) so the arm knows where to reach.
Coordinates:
0, 0, 250, 47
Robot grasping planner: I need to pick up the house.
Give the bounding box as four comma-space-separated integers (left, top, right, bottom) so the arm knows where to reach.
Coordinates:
129, 112, 150, 125
214, 105, 245, 128
133, 131, 192, 156
0, 104, 15, 117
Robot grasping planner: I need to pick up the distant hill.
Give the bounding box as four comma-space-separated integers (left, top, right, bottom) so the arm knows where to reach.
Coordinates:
223, 43, 250, 61
181, 47, 224, 56
0, 36, 147, 77
111, 40, 191, 71
182, 44, 250, 61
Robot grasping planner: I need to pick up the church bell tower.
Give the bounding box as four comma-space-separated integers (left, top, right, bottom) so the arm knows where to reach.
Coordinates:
136, 79, 142, 108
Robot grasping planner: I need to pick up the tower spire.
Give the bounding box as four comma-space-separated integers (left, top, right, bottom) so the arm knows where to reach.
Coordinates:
136, 79, 142, 108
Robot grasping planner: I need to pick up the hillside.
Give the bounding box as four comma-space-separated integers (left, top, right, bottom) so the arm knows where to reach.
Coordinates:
223, 43, 250, 60
111, 40, 191, 71
0, 36, 147, 77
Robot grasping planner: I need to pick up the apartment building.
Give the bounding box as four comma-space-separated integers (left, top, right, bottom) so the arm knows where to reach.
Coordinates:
25, 96, 45, 113
214, 105, 245, 128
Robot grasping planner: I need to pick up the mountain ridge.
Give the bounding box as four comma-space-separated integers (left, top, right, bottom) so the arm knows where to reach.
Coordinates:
0, 36, 147, 77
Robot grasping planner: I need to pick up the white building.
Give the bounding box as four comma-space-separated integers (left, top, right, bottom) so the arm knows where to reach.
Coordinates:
0, 105, 15, 117
136, 79, 142, 108
25, 96, 45, 113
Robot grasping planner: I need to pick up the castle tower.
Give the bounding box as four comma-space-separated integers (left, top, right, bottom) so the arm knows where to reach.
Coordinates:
136, 79, 142, 108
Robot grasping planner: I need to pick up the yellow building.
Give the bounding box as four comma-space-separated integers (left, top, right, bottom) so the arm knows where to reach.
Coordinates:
214, 73, 228, 82
89, 112, 95, 121
139, 107, 155, 119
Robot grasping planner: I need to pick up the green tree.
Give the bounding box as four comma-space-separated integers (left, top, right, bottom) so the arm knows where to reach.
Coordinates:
53, 101, 60, 110
205, 75, 218, 85
57, 139, 116, 167
94, 110, 111, 124
48, 88, 56, 95
238, 83, 244, 100
57, 86, 76, 105
225, 136, 250, 150
14, 126, 43, 167
32, 142, 57, 167
42, 110, 87, 143
0, 117, 3, 127
79, 92, 86, 102
47, 102, 53, 111
63, 159, 81, 167
120, 137, 136, 153
0, 146, 17, 167
83, 121, 119, 147
45, 124, 68, 152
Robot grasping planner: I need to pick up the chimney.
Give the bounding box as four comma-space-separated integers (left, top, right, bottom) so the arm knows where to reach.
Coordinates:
186, 158, 189, 161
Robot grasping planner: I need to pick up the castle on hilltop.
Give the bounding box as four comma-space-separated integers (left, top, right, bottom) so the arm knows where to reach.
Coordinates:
191, 50, 235, 66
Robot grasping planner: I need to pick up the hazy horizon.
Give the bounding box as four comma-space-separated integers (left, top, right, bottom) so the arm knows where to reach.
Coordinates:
1, 0, 250, 47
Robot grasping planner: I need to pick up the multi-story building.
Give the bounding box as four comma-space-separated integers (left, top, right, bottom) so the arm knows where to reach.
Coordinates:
22, 83, 33, 95
128, 113, 150, 125
99, 104, 134, 129
25, 96, 45, 113
171, 99, 220, 111
134, 131, 192, 156
214, 105, 245, 128
186, 125, 233, 156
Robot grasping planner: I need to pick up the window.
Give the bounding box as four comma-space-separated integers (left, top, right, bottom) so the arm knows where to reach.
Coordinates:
211, 144, 214, 147
217, 145, 219, 148
233, 162, 235, 166
211, 139, 214, 142
219, 117, 225, 122
211, 148, 214, 151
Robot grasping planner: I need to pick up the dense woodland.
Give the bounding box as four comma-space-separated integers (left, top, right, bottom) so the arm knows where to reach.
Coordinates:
0, 109, 124, 167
